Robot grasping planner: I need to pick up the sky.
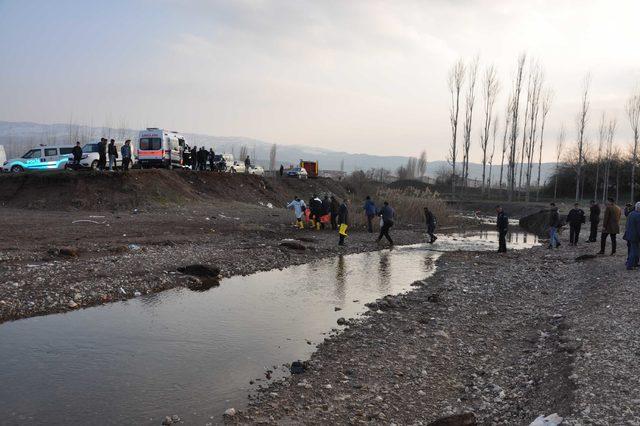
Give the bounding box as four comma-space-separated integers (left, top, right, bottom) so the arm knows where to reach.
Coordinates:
0, 0, 639, 161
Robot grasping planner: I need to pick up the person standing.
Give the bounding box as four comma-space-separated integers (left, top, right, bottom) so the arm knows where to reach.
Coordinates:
108, 139, 118, 171
338, 199, 349, 246
566, 203, 586, 246
330, 195, 340, 230
548, 203, 561, 249
624, 202, 640, 269
363, 196, 377, 233
588, 200, 600, 242
71, 141, 82, 169
209, 148, 215, 171
244, 155, 251, 173
190, 146, 198, 170
286, 196, 307, 229
121, 140, 132, 172
309, 195, 323, 230
98, 138, 107, 171
424, 206, 437, 243
599, 197, 622, 255
377, 201, 395, 246
279, 164, 284, 177
496, 205, 508, 253
321, 195, 331, 229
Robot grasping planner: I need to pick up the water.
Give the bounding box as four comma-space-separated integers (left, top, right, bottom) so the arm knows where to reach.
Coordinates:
0, 230, 536, 425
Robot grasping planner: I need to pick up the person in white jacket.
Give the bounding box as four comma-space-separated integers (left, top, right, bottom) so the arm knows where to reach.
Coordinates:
287, 196, 307, 229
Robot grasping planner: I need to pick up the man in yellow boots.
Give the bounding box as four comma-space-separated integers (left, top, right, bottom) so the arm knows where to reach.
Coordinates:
287, 196, 307, 229
338, 198, 350, 246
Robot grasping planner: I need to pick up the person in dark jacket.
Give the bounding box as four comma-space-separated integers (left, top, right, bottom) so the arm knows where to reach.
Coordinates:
330, 196, 340, 230
624, 202, 640, 269
121, 140, 132, 172
309, 195, 323, 230
71, 141, 82, 168
424, 206, 437, 243
190, 146, 197, 170
496, 205, 508, 253
566, 203, 586, 246
377, 201, 395, 246
599, 197, 622, 255
363, 196, 377, 233
244, 155, 251, 173
321, 195, 331, 229
279, 164, 284, 177
337, 199, 349, 246
548, 203, 561, 249
209, 148, 215, 171
587, 200, 600, 242
108, 139, 118, 171
624, 203, 633, 218
98, 138, 107, 171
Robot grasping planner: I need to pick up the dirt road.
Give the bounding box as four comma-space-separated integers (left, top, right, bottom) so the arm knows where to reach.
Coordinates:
233, 244, 640, 425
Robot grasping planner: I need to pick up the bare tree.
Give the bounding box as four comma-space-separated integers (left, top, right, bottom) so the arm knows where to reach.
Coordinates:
508, 54, 527, 201
535, 89, 553, 201
448, 59, 465, 194
554, 125, 566, 202
487, 116, 499, 197
269, 144, 277, 171
594, 112, 607, 201
602, 118, 617, 202
479, 64, 499, 195
626, 87, 640, 202
524, 64, 544, 202
462, 57, 479, 190
575, 74, 591, 201
417, 150, 427, 178
239, 145, 248, 161
499, 96, 512, 189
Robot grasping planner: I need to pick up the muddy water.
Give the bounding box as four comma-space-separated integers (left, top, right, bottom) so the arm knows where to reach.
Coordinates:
0, 230, 536, 425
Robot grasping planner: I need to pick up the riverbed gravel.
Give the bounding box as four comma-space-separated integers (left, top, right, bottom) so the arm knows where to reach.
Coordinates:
232, 242, 640, 425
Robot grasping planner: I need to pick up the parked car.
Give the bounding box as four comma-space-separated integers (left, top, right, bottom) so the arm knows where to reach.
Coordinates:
78, 140, 134, 169
287, 167, 308, 179
2, 145, 74, 173
229, 160, 246, 173
248, 165, 264, 176
136, 128, 187, 169
0, 145, 6, 167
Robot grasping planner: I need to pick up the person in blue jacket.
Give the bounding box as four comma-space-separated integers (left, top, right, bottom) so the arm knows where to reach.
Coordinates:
363, 196, 377, 233
286, 196, 307, 229
623, 202, 640, 270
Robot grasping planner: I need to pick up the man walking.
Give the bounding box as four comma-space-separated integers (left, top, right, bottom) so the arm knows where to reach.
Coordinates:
599, 197, 622, 255
363, 196, 377, 233
98, 138, 107, 171
338, 199, 349, 246
376, 201, 395, 246
496, 205, 508, 253
286, 196, 307, 229
310, 194, 323, 230
548, 203, 561, 249
424, 206, 437, 243
108, 139, 118, 171
190, 146, 198, 170
121, 140, 132, 172
587, 200, 600, 242
566, 203, 586, 246
330, 195, 340, 230
244, 155, 251, 173
623, 202, 640, 269
71, 141, 82, 169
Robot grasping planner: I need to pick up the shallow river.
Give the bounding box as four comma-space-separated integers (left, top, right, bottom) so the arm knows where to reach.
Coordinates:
0, 230, 537, 425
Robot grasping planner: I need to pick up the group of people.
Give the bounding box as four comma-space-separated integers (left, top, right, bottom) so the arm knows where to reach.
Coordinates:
286, 195, 440, 247
70, 138, 133, 172
543, 198, 640, 270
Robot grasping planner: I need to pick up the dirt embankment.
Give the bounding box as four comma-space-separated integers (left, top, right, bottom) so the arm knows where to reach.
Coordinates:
0, 170, 351, 211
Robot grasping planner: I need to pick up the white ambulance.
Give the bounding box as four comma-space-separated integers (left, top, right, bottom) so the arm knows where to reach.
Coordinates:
136, 128, 187, 169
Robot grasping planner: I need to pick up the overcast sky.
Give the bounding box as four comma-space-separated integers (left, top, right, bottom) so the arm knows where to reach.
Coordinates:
1, 0, 639, 161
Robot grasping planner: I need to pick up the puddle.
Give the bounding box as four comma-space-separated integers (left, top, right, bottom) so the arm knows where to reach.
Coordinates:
0, 230, 537, 424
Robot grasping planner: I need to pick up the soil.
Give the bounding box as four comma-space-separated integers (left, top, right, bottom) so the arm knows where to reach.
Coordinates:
232, 243, 640, 425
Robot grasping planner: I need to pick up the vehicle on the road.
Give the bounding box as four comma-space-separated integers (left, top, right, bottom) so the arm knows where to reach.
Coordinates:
0, 145, 6, 167
287, 167, 308, 179
248, 165, 264, 176
77, 140, 134, 169
136, 128, 187, 169
2, 145, 74, 173
229, 160, 246, 174
299, 160, 318, 178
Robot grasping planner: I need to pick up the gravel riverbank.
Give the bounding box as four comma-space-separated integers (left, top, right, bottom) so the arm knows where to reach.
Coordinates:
233, 243, 640, 425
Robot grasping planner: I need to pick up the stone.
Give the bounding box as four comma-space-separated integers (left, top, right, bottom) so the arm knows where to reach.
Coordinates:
337, 318, 347, 325
68, 300, 78, 308
224, 408, 236, 417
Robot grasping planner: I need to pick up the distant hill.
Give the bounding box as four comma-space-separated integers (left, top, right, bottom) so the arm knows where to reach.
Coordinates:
0, 121, 556, 183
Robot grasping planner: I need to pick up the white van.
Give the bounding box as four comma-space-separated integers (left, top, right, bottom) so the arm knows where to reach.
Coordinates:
136, 128, 186, 169
77, 140, 135, 169
2, 145, 74, 173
